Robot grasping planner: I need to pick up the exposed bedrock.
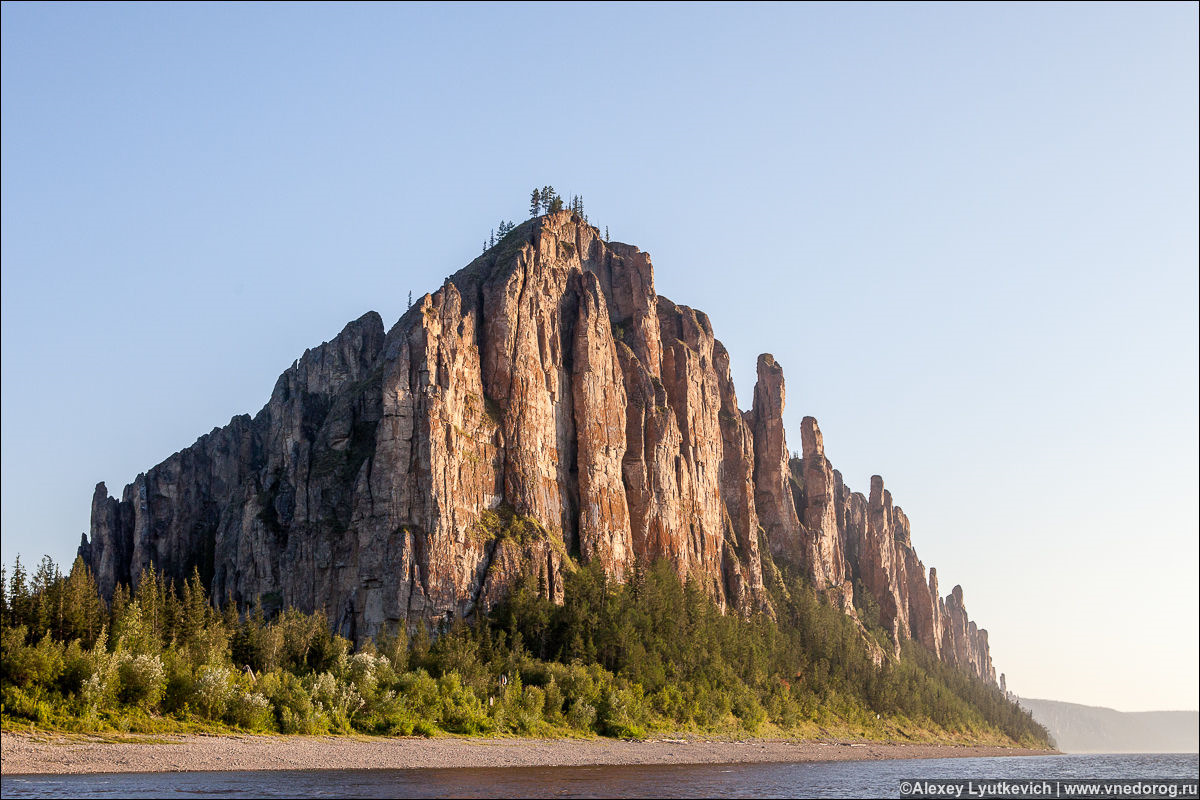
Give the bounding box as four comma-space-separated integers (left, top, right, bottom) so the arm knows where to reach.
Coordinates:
82, 211, 995, 680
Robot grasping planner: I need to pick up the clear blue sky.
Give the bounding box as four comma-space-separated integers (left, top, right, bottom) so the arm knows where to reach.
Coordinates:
3, 2, 1196, 712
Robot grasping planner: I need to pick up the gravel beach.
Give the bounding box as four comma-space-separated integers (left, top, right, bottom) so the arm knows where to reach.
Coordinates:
0, 732, 1056, 776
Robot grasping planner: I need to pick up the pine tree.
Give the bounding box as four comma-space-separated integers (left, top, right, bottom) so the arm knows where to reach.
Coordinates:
179, 567, 207, 645
31, 555, 59, 636
7, 556, 30, 632
133, 565, 166, 647
605, 226, 610, 242
490, 229, 495, 248
109, 582, 130, 631
0, 563, 8, 628
530, 188, 541, 216
221, 590, 240, 631
61, 556, 104, 646
408, 291, 413, 310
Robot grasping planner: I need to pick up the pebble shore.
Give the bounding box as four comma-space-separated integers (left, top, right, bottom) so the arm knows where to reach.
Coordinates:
0, 732, 1057, 775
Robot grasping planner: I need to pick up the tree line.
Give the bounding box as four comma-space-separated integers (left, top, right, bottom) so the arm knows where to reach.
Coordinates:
0, 553, 1049, 745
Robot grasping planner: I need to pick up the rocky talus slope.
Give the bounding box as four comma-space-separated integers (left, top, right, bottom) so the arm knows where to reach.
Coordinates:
81, 211, 994, 682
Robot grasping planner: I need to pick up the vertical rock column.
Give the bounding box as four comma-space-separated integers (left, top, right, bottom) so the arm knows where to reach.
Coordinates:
798, 416, 850, 602
713, 341, 767, 611
748, 354, 802, 562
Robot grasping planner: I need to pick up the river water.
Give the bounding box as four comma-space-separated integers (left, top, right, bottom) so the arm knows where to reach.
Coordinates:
2, 753, 1196, 798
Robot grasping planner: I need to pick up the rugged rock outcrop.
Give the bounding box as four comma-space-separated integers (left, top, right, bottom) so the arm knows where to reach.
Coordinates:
746, 354, 801, 564
81, 211, 995, 681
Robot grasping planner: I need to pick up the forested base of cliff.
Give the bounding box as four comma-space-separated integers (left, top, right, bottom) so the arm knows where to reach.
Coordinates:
0, 554, 1050, 749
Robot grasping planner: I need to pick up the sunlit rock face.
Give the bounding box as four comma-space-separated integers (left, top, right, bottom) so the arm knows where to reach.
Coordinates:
82, 211, 995, 682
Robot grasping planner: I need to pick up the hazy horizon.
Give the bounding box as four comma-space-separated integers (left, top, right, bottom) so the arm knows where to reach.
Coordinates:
2, 3, 1196, 713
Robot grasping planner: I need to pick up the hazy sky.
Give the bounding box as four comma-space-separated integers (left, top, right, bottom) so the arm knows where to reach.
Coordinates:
2, 2, 1196, 712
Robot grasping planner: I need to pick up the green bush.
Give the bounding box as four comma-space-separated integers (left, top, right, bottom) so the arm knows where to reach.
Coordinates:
226, 689, 272, 731
542, 677, 564, 722
566, 698, 597, 731
732, 687, 767, 733
397, 669, 440, 720
437, 672, 490, 734
310, 671, 362, 733
116, 653, 165, 711
191, 665, 233, 719
2, 630, 65, 689
597, 685, 646, 738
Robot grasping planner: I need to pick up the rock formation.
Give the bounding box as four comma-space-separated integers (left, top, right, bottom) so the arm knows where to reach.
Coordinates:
80, 210, 995, 681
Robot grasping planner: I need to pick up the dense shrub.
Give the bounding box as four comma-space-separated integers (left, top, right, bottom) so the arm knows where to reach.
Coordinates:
115, 654, 165, 710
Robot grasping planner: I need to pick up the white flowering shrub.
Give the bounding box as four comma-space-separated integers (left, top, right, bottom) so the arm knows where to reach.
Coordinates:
226, 689, 272, 731
191, 665, 234, 719
309, 671, 363, 733
116, 653, 165, 710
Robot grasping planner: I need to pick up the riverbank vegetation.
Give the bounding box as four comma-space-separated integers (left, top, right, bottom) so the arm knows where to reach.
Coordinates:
0, 555, 1049, 747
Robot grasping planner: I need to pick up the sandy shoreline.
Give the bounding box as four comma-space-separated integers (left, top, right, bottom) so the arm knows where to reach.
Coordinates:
0, 732, 1056, 776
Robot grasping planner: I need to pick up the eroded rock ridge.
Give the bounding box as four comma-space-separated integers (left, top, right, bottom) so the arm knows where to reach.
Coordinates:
81, 212, 994, 682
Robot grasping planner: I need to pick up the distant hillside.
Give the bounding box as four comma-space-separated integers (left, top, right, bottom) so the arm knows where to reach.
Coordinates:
1020, 698, 1198, 753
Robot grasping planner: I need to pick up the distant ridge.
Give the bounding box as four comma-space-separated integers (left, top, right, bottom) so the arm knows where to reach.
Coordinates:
1020, 698, 1198, 753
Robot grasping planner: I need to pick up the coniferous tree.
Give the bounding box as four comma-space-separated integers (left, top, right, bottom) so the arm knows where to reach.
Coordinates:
60, 556, 104, 646
530, 188, 541, 216
0, 563, 7, 628
7, 556, 30, 632
109, 581, 130, 631
605, 226, 610, 242
30, 555, 59, 635
221, 589, 240, 630
178, 567, 207, 645
133, 565, 166, 647
490, 229, 495, 248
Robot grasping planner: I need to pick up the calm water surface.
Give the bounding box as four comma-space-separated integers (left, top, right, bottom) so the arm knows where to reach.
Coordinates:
2, 753, 1196, 798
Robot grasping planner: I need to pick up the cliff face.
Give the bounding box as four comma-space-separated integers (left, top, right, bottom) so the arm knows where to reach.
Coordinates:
81, 211, 993, 681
